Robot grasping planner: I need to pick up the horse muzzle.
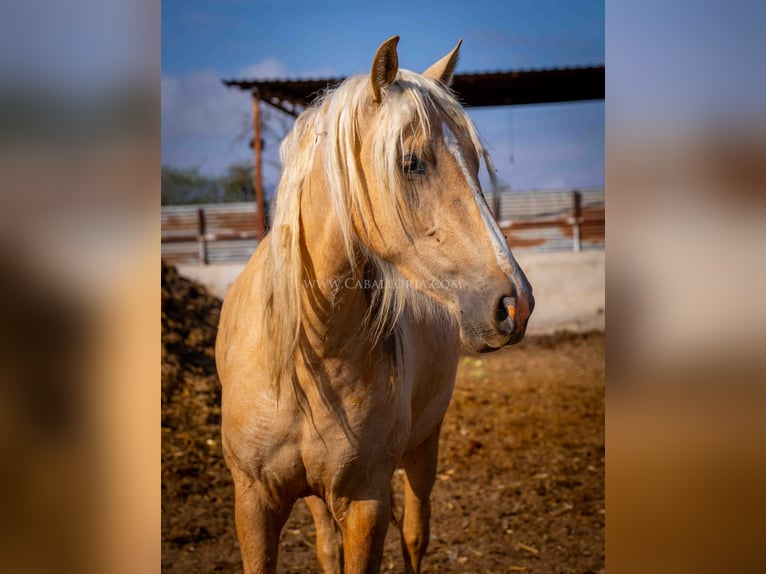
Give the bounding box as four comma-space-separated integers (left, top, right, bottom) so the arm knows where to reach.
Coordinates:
495, 285, 534, 344
458, 275, 535, 352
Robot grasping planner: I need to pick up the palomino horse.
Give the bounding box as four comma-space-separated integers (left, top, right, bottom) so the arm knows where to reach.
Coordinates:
216, 36, 534, 574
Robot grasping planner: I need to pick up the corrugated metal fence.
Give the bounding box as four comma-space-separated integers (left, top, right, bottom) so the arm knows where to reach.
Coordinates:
161, 202, 260, 264
161, 189, 604, 265
497, 188, 604, 252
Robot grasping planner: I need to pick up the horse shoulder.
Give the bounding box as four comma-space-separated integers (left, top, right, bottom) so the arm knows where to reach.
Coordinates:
217, 238, 271, 384
218, 239, 306, 480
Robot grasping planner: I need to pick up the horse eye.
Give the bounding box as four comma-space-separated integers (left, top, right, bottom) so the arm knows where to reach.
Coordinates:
402, 154, 425, 175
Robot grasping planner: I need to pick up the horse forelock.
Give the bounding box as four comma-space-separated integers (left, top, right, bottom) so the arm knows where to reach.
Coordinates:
262, 68, 491, 389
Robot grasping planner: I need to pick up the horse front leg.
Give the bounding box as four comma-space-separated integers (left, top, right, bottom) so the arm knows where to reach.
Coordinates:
336, 487, 392, 574
306, 495, 343, 574
400, 426, 441, 574
231, 472, 294, 574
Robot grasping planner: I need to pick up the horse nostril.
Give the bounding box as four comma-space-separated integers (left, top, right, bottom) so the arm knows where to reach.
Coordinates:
496, 296, 516, 334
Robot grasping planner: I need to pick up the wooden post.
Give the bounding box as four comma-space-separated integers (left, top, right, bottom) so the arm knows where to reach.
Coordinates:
493, 188, 502, 221
252, 94, 266, 241
197, 207, 208, 264
571, 189, 582, 252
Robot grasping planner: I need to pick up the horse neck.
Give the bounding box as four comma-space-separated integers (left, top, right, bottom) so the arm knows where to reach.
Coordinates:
297, 160, 373, 354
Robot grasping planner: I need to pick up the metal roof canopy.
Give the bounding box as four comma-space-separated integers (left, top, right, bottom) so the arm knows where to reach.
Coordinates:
223, 65, 605, 117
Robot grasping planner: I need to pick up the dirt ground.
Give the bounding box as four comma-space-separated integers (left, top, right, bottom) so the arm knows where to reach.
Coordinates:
162, 263, 605, 573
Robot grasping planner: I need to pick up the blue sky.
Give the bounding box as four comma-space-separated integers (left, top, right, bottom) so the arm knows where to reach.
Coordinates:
162, 0, 604, 193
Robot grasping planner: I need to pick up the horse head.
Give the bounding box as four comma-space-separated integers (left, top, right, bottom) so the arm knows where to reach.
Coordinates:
350, 36, 534, 351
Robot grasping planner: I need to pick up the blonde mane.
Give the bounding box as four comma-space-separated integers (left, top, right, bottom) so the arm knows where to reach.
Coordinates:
261, 69, 496, 388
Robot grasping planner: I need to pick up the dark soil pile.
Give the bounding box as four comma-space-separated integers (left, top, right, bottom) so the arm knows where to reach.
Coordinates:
161, 263, 240, 572
161, 263, 604, 573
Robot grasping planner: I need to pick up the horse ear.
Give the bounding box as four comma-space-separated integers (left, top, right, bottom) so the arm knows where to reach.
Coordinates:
370, 36, 400, 103
423, 38, 462, 86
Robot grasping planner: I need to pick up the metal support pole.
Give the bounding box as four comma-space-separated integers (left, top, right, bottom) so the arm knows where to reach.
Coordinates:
572, 189, 582, 252
252, 94, 266, 241
197, 207, 208, 264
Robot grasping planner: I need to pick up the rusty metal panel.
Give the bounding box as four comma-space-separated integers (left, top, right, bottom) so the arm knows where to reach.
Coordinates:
162, 203, 262, 263
497, 188, 604, 252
